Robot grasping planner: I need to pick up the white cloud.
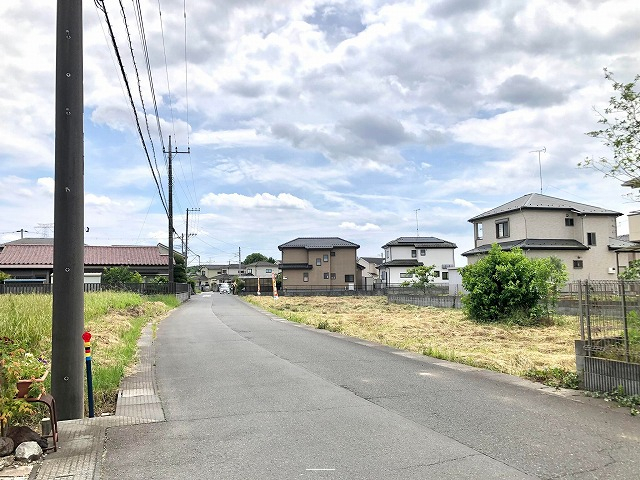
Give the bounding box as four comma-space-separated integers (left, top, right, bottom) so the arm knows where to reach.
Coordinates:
200, 192, 312, 209
339, 222, 381, 231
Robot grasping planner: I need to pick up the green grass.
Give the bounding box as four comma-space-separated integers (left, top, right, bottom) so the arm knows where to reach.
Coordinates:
1, 292, 176, 421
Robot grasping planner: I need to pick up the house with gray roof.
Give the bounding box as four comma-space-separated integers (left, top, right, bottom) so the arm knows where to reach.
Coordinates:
278, 237, 361, 291
462, 193, 628, 280
378, 236, 457, 287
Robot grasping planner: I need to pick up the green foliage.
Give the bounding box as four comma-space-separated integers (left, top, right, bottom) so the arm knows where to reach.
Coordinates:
460, 245, 567, 325
102, 266, 143, 286
150, 276, 168, 284
581, 68, 640, 193
234, 278, 245, 294
400, 265, 437, 293
584, 386, 640, 416
619, 260, 640, 280
173, 253, 187, 283
243, 252, 277, 265
524, 367, 580, 389
0, 271, 10, 282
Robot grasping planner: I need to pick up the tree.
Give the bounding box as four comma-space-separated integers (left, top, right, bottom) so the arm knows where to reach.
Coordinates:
460, 245, 567, 325
173, 253, 187, 283
243, 253, 277, 265
0, 271, 10, 283
102, 266, 143, 286
581, 68, 640, 193
619, 260, 640, 280
400, 265, 437, 293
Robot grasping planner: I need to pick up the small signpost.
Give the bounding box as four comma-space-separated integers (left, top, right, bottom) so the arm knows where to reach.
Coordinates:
82, 331, 94, 418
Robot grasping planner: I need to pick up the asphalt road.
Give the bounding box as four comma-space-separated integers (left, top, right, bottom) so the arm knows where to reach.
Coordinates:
102, 294, 639, 479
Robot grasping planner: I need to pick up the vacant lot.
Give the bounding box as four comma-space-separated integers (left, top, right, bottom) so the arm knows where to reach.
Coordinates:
244, 296, 578, 378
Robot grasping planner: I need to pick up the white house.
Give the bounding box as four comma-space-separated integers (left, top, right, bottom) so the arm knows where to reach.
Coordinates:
378, 236, 457, 286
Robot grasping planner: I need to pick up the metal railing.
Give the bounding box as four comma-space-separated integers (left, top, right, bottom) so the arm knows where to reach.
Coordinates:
0, 282, 189, 296
578, 280, 640, 364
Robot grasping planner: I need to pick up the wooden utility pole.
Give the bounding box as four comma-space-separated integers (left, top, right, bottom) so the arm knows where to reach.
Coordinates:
164, 136, 189, 283
52, 0, 85, 420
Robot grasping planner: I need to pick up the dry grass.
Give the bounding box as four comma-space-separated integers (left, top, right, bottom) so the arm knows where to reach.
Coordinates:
244, 296, 579, 377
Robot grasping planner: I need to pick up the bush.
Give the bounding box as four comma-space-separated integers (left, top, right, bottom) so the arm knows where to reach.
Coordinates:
101, 267, 143, 287
460, 245, 567, 325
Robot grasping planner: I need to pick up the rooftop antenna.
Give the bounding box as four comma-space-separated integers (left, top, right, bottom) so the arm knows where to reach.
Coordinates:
530, 147, 546, 193
414, 208, 420, 237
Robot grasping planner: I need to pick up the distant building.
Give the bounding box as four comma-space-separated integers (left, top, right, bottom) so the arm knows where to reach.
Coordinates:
278, 237, 360, 291
378, 236, 457, 287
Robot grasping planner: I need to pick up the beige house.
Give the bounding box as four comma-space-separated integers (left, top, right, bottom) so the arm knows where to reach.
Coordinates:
244, 261, 278, 278
357, 256, 383, 290
278, 237, 360, 290
462, 193, 627, 281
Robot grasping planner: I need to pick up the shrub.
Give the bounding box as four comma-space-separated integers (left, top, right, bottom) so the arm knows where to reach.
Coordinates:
460, 244, 567, 325
102, 266, 143, 287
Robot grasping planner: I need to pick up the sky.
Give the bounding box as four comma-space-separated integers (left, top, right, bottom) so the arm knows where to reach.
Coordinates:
1, 0, 639, 268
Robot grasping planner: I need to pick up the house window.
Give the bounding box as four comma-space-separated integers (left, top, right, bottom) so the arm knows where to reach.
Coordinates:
442, 272, 449, 280
573, 260, 583, 269
565, 218, 574, 227
475, 223, 483, 240
324, 273, 329, 279
323, 254, 329, 262
247, 268, 253, 274
587, 232, 597, 246
331, 273, 336, 280
266, 269, 272, 273
411, 250, 417, 258
495, 219, 509, 238
330, 251, 336, 256
345, 274, 354, 282
303, 272, 309, 282
400, 272, 412, 278
316, 258, 322, 266
420, 249, 426, 256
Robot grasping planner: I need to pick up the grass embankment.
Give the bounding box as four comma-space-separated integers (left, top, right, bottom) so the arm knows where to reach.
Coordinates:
1, 292, 177, 418
245, 296, 578, 386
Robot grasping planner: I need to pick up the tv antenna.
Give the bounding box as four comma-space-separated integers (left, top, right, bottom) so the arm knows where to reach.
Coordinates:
530, 147, 546, 193
414, 209, 420, 237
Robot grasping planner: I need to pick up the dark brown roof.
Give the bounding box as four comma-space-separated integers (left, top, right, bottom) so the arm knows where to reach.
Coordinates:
0, 244, 169, 267
382, 237, 457, 249
461, 239, 589, 256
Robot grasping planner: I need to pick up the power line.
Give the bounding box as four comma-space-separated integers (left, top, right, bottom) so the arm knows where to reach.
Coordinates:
94, 0, 169, 216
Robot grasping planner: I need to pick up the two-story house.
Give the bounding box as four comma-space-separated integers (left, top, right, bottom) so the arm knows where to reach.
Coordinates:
378, 236, 457, 286
244, 261, 278, 278
278, 237, 360, 290
357, 256, 384, 290
200, 263, 245, 287
462, 193, 626, 280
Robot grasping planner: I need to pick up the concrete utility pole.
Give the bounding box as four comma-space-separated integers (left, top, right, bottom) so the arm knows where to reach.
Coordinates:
52, 0, 85, 420
164, 136, 189, 283
185, 207, 200, 270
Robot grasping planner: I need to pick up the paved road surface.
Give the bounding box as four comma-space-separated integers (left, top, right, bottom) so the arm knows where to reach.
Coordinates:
101, 294, 639, 479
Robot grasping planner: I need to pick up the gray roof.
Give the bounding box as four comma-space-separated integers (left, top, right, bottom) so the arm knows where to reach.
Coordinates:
1, 238, 55, 246
382, 236, 457, 249
359, 256, 384, 265
278, 237, 360, 250
462, 239, 589, 256
468, 193, 621, 222
378, 259, 424, 268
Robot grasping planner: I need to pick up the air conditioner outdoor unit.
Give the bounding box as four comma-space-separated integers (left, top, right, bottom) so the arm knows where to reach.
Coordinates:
608, 267, 616, 274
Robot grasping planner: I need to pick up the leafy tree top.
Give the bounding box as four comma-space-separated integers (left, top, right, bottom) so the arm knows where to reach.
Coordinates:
581, 68, 640, 194
243, 253, 277, 265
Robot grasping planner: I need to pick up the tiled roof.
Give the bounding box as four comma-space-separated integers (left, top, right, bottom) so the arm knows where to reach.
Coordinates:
378, 259, 424, 268
0, 244, 169, 266
278, 237, 360, 250
359, 256, 384, 265
1, 238, 55, 246
461, 239, 589, 256
279, 263, 313, 270
468, 193, 621, 222
382, 237, 457, 249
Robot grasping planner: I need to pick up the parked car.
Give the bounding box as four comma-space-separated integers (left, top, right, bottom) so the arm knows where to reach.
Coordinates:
219, 283, 231, 294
